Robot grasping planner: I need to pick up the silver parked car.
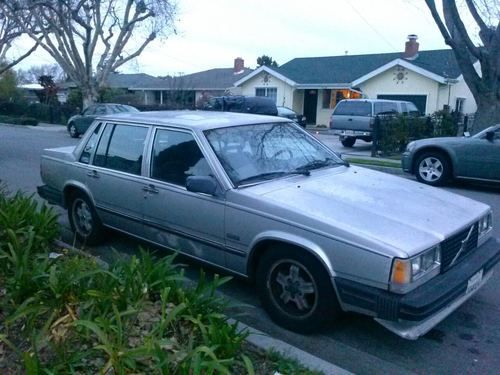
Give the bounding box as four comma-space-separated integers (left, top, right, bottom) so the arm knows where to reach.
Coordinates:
38, 111, 500, 339
402, 124, 500, 186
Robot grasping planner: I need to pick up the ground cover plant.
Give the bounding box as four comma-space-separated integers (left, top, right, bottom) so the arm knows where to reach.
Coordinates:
0, 189, 257, 373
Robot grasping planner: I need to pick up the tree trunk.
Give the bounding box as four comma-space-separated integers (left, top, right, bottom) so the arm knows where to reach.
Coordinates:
472, 96, 500, 133
81, 85, 97, 109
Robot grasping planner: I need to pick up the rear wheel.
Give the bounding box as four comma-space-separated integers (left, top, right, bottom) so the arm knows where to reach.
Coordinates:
340, 137, 356, 147
68, 123, 79, 138
415, 152, 450, 186
68, 192, 104, 245
256, 245, 339, 333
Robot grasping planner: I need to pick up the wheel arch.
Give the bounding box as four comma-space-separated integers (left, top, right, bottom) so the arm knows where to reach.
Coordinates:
412, 146, 455, 177
246, 232, 335, 281
62, 182, 96, 209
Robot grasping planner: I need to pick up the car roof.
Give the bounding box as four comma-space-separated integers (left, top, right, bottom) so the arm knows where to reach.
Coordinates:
95, 110, 289, 131
338, 99, 412, 104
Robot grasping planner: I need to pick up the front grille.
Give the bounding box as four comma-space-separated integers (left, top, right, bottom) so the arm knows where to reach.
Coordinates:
441, 223, 478, 272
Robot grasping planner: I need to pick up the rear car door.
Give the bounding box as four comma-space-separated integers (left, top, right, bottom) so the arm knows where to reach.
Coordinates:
83, 122, 150, 236
142, 128, 226, 265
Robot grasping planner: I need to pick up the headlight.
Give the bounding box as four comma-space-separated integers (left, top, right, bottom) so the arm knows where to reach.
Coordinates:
478, 211, 492, 236
405, 141, 417, 153
390, 245, 441, 293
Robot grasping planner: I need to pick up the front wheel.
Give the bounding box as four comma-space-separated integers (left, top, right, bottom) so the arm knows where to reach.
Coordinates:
340, 137, 356, 147
68, 123, 79, 138
256, 246, 339, 333
415, 152, 450, 186
68, 192, 104, 245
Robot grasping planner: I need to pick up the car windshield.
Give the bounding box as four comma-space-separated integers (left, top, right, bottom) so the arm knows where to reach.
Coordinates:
204, 122, 344, 186
472, 125, 499, 139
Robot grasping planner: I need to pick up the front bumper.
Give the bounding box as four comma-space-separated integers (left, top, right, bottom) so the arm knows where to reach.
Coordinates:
401, 151, 412, 172
335, 236, 500, 339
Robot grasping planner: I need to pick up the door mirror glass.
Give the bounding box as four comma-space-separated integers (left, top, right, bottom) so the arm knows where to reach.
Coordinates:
186, 176, 217, 195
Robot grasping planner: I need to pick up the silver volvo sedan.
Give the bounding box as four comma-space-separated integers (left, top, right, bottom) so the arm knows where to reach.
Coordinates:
38, 111, 500, 339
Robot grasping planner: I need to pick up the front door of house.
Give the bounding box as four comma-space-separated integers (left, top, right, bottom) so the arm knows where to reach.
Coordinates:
303, 90, 317, 125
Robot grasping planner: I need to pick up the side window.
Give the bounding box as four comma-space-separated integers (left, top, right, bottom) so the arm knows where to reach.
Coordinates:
151, 129, 211, 186
374, 102, 398, 115
79, 123, 102, 164
93, 124, 148, 175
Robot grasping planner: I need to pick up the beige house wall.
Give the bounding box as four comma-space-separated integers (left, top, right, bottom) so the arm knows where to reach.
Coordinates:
359, 67, 441, 114
239, 71, 295, 107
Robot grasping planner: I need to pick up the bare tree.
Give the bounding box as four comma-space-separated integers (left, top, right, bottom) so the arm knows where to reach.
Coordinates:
0, 10, 40, 75
16, 63, 65, 84
424, 0, 500, 132
1, 0, 177, 108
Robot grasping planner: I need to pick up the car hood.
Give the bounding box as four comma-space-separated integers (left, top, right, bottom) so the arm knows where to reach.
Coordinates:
242, 166, 489, 257
412, 136, 467, 147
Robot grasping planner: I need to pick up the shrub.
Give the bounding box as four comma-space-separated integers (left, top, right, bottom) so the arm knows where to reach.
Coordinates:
0, 191, 253, 374
373, 111, 460, 156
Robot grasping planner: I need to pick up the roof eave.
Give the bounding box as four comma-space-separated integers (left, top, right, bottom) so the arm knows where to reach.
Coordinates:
234, 66, 297, 87
352, 58, 450, 86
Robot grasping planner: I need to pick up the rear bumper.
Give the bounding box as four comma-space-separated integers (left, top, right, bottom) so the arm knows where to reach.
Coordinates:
331, 129, 372, 137
37, 185, 63, 206
335, 236, 500, 339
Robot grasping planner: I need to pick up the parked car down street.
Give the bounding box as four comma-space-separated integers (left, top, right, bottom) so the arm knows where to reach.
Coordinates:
277, 106, 307, 128
402, 124, 500, 186
330, 99, 420, 147
38, 111, 500, 340
67, 103, 139, 138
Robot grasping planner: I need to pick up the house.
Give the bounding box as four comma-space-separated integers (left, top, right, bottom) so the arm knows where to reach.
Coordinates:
234, 35, 476, 126
131, 58, 253, 107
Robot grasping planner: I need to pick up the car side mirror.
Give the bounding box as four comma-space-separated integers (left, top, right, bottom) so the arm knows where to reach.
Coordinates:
186, 175, 218, 195
486, 130, 495, 142
463, 131, 470, 138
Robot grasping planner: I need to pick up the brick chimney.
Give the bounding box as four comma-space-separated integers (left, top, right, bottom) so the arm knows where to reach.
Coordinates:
403, 34, 419, 60
234, 57, 244, 74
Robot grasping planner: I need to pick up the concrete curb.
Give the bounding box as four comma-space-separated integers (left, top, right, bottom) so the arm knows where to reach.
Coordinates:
230, 319, 353, 375
53, 239, 352, 374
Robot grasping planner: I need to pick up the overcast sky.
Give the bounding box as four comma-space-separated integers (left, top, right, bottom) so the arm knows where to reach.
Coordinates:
14, 0, 477, 77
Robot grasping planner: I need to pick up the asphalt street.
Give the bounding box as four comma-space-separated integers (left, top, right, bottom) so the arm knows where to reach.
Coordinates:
1, 123, 500, 374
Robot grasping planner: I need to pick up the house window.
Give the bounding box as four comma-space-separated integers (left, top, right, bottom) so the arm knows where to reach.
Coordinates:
256, 87, 277, 103
322, 89, 361, 109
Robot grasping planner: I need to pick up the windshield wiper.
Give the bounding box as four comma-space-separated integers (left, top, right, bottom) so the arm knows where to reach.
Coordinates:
236, 171, 290, 186
293, 158, 340, 174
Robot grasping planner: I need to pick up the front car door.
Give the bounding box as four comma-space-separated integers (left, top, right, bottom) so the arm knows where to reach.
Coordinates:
142, 127, 226, 266
455, 126, 500, 180
82, 122, 150, 236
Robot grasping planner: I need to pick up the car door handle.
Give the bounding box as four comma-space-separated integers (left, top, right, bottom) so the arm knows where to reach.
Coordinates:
87, 170, 99, 178
347, 118, 353, 121
142, 184, 159, 194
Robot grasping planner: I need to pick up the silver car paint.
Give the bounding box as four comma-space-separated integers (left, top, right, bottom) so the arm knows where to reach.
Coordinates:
39, 111, 496, 338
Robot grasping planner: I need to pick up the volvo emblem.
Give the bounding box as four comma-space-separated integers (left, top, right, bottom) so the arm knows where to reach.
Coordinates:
450, 225, 475, 267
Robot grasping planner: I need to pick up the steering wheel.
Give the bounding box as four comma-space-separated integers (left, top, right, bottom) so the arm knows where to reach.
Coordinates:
272, 149, 293, 160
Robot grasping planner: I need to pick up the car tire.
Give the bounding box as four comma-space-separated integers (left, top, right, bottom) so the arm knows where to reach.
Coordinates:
68, 192, 104, 245
256, 245, 339, 334
68, 123, 79, 138
415, 152, 450, 186
341, 137, 356, 147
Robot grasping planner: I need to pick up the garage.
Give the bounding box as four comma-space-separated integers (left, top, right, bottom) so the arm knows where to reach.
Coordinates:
377, 94, 427, 115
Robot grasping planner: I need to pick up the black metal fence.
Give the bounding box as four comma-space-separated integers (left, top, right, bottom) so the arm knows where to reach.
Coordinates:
0, 101, 79, 125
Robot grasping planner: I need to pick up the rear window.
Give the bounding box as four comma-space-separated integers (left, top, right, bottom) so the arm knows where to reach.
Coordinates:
334, 101, 371, 116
